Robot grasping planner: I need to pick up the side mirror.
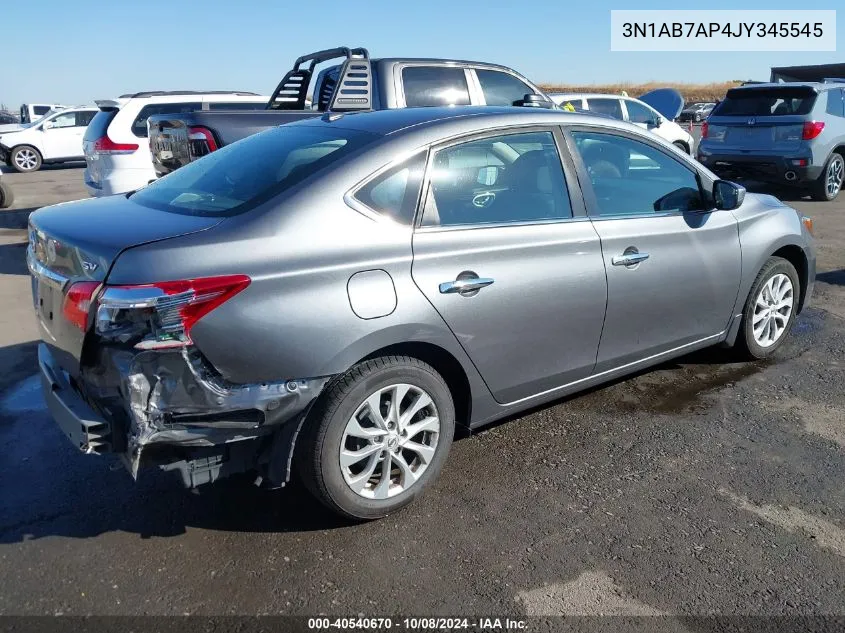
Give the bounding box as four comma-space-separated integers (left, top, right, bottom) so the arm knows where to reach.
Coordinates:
648, 115, 663, 128
517, 93, 554, 109
713, 180, 746, 210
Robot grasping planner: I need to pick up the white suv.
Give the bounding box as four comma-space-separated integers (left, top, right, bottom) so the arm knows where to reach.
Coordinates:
0, 106, 98, 172
83, 91, 269, 197
549, 92, 695, 154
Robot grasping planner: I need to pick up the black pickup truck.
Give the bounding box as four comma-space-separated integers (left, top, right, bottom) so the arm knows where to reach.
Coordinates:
148, 46, 553, 176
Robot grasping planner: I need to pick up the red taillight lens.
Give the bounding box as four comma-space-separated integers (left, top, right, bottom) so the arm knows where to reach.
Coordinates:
92, 135, 139, 155
188, 126, 218, 157
97, 274, 250, 349
63, 281, 101, 331
802, 121, 825, 140
701, 121, 709, 139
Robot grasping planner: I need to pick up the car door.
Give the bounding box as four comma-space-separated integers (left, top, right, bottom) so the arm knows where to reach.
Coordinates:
40, 112, 82, 158
565, 127, 741, 371
411, 128, 608, 404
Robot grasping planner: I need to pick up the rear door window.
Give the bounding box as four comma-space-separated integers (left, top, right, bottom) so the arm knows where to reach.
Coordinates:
131, 102, 202, 137
586, 98, 624, 120
402, 67, 471, 107
34, 106, 52, 116
353, 152, 427, 224
475, 69, 534, 106
713, 88, 817, 116
75, 111, 96, 126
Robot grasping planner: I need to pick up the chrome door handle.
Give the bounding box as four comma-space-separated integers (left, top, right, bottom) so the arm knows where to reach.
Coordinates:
612, 252, 650, 266
439, 278, 495, 294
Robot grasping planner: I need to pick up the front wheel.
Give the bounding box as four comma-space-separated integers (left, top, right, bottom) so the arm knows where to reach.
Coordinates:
10, 145, 42, 173
735, 257, 800, 360
296, 356, 455, 520
811, 152, 844, 201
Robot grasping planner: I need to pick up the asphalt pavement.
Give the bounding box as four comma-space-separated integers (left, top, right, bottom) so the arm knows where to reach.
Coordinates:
0, 165, 843, 621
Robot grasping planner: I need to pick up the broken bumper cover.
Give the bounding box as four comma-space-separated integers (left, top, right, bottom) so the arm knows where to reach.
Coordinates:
38, 343, 332, 486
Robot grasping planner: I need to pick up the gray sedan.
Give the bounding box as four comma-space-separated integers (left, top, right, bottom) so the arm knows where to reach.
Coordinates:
28, 106, 815, 519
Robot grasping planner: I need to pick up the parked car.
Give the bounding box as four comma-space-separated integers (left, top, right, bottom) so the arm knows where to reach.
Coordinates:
697, 82, 845, 201
548, 90, 695, 154
0, 106, 97, 172
678, 102, 715, 123
20, 103, 67, 124
83, 91, 269, 197
28, 107, 814, 519
0, 171, 13, 208
147, 46, 554, 178
0, 111, 21, 133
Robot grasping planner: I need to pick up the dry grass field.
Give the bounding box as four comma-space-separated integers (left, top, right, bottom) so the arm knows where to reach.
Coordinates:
538, 81, 743, 103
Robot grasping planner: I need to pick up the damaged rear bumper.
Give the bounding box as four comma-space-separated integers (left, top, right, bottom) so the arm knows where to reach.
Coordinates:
38, 342, 331, 487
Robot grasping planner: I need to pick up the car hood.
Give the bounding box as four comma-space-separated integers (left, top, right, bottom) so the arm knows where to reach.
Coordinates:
638, 88, 685, 120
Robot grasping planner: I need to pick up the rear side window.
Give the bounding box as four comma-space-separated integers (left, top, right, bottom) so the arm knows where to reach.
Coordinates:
826, 89, 845, 117
130, 125, 377, 216
131, 102, 201, 137
76, 111, 96, 126
586, 98, 623, 120
83, 110, 119, 141
402, 67, 470, 107
713, 88, 817, 116
208, 102, 268, 111
34, 106, 51, 116
476, 69, 533, 106
353, 152, 427, 224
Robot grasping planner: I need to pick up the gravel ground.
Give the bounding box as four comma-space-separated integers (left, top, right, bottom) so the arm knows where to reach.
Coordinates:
0, 165, 842, 622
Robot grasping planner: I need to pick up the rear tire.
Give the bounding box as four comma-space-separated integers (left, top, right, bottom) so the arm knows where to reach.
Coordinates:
810, 152, 844, 201
10, 145, 42, 173
296, 355, 455, 520
734, 257, 800, 360
0, 181, 13, 208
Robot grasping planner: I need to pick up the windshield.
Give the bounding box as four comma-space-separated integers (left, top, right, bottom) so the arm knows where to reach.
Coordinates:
713, 88, 817, 116
131, 125, 378, 216
23, 109, 61, 128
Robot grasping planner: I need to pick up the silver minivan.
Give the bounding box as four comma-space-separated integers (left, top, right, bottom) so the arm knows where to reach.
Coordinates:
697, 82, 845, 201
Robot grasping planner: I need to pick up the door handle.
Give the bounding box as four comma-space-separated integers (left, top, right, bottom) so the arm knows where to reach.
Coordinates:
612, 252, 650, 266
439, 277, 495, 294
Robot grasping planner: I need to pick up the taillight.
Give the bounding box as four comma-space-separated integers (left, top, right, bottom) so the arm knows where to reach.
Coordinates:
802, 121, 825, 140
188, 126, 218, 158
63, 281, 101, 332
92, 135, 139, 155
96, 274, 250, 350
701, 121, 709, 139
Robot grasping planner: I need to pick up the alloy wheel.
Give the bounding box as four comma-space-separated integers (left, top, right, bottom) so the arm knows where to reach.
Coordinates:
339, 383, 440, 499
752, 273, 794, 348
827, 155, 844, 198
14, 148, 38, 171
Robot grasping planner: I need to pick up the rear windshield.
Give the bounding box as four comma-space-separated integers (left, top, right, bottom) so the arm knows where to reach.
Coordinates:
713, 88, 818, 116
83, 109, 118, 141
130, 125, 377, 216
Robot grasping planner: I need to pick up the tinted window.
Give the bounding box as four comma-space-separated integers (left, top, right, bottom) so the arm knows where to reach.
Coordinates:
83, 110, 118, 141
586, 98, 623, 120
422, 131, 572, 227
354, 152, 427, 224
34, 106, 51, 116
571, 131, 704, 216
131, 102, 202, 137
625, 100, 657, 124
476, 69, 533, 106
826, 89, 845, 118
713, 88, 817, 116
402, 67, 470, 107
130, 125, 376, 216
49, 112, 76, 129
208, 102, 268, 111
76, 111, 96, 126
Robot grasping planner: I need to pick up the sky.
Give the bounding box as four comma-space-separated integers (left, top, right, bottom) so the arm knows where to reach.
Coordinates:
1, 0, 842, 109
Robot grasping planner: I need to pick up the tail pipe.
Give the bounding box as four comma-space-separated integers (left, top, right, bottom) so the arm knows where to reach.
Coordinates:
784, 171, 797, 182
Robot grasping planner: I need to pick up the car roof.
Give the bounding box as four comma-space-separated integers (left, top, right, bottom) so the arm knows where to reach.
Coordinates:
374, 58, 523, 72
289, 105, 635, 139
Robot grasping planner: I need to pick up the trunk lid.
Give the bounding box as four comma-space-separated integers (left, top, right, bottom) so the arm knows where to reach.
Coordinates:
28, 196, 223, 376
704, 115, 807, 152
